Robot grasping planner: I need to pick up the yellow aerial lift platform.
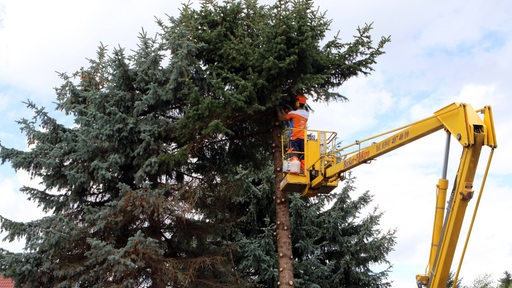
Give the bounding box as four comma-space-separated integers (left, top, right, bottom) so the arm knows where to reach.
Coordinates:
280, 102, 497, 288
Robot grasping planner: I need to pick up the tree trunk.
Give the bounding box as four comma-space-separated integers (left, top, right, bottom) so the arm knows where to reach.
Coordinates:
272, 121, 294, 287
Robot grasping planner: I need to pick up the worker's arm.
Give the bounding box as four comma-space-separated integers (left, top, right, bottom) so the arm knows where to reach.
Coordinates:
278, 109, 290, 121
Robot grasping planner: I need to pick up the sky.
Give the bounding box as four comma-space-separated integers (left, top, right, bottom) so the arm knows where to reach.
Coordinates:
0, 0, 510, 287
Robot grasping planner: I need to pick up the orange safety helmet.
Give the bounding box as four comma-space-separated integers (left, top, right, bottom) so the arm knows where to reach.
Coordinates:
295, 94, 307, 106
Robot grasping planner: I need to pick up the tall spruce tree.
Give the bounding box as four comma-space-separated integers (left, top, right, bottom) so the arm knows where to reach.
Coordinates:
0, 0, 394, 287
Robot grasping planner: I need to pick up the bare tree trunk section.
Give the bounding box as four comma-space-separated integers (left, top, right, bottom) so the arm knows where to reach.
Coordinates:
272, 121, 294, 287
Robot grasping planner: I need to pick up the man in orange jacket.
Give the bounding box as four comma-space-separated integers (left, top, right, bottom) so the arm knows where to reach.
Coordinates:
280, 94, 309, 171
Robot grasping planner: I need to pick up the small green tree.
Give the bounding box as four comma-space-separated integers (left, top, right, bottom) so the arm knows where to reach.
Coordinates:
468, 273, 494, 288
498, 271, 512, 288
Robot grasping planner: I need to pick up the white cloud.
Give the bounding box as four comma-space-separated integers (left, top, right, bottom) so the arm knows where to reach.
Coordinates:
0, 170, 47, 252
0, 170, 46, 222
456, 83, 497, 108
0, 0, 174, 98
309, 73, 395, 139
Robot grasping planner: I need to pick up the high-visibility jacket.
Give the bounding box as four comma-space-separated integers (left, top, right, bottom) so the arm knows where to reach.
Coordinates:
284, 109, 309, 140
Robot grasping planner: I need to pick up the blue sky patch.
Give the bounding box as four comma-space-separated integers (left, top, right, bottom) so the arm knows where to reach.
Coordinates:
423, 29, 508, 58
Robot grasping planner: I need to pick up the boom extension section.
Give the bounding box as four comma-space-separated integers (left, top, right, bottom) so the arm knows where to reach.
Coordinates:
279, 102, 497, 287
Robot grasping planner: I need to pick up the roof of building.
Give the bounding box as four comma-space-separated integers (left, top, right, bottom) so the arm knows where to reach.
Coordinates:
0, 275, 14, 288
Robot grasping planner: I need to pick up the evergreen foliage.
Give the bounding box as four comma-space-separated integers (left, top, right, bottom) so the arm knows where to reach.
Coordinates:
446, 271, 464, 288
0, 0, 393, 287
498, 271, 512, 288
289, 175, 395, 287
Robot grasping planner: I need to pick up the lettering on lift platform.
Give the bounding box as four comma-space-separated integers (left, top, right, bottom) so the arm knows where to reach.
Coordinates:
343, 150, 371, 168
359, 150, 370, 161
375, 130, 410, 153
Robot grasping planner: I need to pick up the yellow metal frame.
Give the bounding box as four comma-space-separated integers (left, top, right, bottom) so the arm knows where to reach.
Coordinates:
279, 102, 497, 287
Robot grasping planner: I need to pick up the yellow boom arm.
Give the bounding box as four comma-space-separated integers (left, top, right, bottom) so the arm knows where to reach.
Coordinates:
313, 102, 496, 187
279, 102, 497, 287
